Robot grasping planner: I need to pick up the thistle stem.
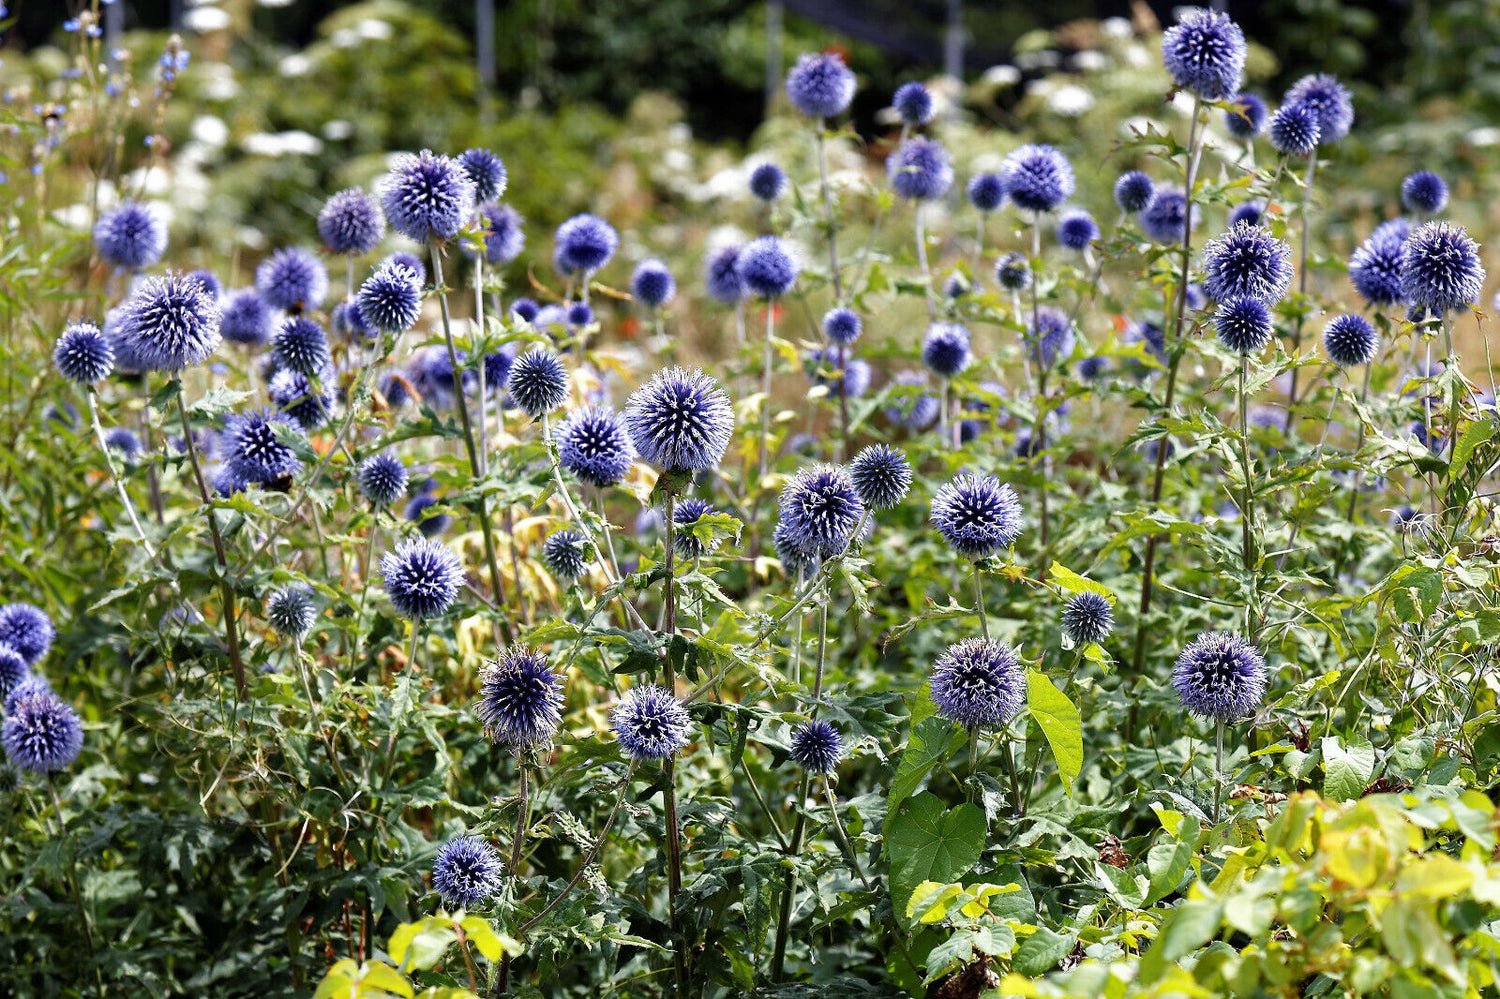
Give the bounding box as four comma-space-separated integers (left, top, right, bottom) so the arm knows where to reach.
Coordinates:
760, 301, 776, 481
1214, 721, 1225, 825
86, 391, 155, 559
1238, 356, 1259, 641
973, 562, 989, 641
660, 494, 687, 996
1285, 150, 1318, 430
915, 200, 935, 321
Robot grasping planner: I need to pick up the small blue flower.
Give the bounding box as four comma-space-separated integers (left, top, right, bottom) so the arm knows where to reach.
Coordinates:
332, 300, 373, 342
632, 258, 676, 308
672, 498, 722, 559
384, 251, 427, 284
506, 348, 569, 419
404, 493, 451, 538
566, 302, 594, 327
266, 586, 315, 639
1026, 307, 1075, 368
1113, 170, 1155, 213
1213, 296, 1274, 354
748, 162, 787, 202
477, 646, 564, 746
929, 638, 1025, 729
381, 538, 464, 620
931, 473, 1023, 560
1000, 144, 1074, 214
1201, 221, 1293, 304
220, 289, 273, 347
431, 836, 503, 911
1401, 170, 1448, 215
1061, 591, 1113, 646
807, 347, 870, 399
967, 172, 1006, 213
1323, 314, 1378, 367
893, 81, 934, 125
994, 252, 1031, 292
223, 408, 303, 484
104, 427, 142, 459
94, 201, 166, 269
778, 465, 865, 558
1401, 221, 1486, 314
1056, 209, 1099, 251
849, 444, 911, 510
542, 528, 591, 579
625, 367, 734, 472
186, 269, 222, 298
0, 646, 27, 701
557, 405, 634, 488
704, 245, 745, 304
479, 203, 525, 265
317, 188, 385, 256
889, 370, 939, 431
457, 147, 507, 203
117, 273, 222, 372
511, 298, 540, 324
357, 259, 424, 332
1139, 187, 1197, 244
1268, 103, 1320, 157
1, 690, 83, 773
773, 520, 819, 578
380, 150, 475, 243
1228, 202, 1263, 228
887, 137, 953, 201
1348, 218, 1409, 308
1223, 93, 1268, 139
268, 368, 332, 431
822, 307, 862, 346
54, 321, 114, 385
0, 604, 53, 665
256, 247, 328, 312
612, 684, 692, 762
272, 316, 331, 376
358, 453, 408, 506
1161, 8, 1246, 100
922, 322, 971, 378
785, 51, 856, 118
789, 720, 843, 773
736, 237, 799, 299
555, 213, 618, 273
1283, 74, 1353, 144
1172, 631, 1268, 722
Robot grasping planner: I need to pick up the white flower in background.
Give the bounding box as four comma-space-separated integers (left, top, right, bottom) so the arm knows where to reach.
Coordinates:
278, 54, 312, 78
1046, 83, 1094, 117
190, 115, 228, 148
982, 65, 1021, 88
184, 6, 231, 32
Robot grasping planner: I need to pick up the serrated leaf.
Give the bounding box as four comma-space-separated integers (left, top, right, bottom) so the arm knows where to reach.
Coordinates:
1026, 670, 1082, 790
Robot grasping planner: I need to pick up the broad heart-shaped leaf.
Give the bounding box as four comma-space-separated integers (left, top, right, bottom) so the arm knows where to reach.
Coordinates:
1322, 735, 1376, 800
888, 792, 986, 928
884, 687, 964, 838
1026, 671, 1083, 791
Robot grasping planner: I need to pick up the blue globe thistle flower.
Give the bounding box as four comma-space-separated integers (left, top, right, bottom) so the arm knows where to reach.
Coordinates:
1223, 93, 1268, 139
0, 646, 27, 701
384, 251, 427, 284
431, 836, 503, 911
223, 408, 303, 484
1172, 631, 1268, 722
889, 370, 939, 430
943, 272, 971, 301
929, 638, 1025, 729
1268, 103, 1320, 157
332, 299, 374, 342
1, 691, 83, 774
357, 260, 424, 333
888, 137, 953, 201
317, 188, 385, 255
566, 302, 594, 327
1161, 8, 1246, 100
1401, 170, 1448, 215
211, 462, 250, 496
104, 427, 142, 460
457, 147, 507, 203
736, 237, 799, 298
1213, 296, 1274, 354
967, 173, 1006, 213
1228, 202, 1263, 229
1077, 356, 1110, 380
1284, 73, 1353, 144
785, 51, 856, 118
380, 150, 476, 243
1000, 144, 1075, 214
1056, 209, 1099, 251
186, 269, 222, 298
506, 348, 569, 419
1139, 187, 1198, 244
672, 498, 721, 558
533, 304, 567, 331
931, 473, 1023, 560
1323, 314, 1378, 367
117, 273, 222, 372
1026, 307, 1075, 368
1113, 171, 1155, 213
269, 367, 333, 430
789, 720, 843, 773
994, 252, 1032, 292
256, 247, 328, 312
778, 464, 865, 558
54, 321, 114, 385
272, 316, 331, 376
632, 258, 676, 308
808, 347, 871, 399
821, 307, 862, 347
542, 528, 591, 579
94, 200, 166, 269
1411, 419, 1445, 455
922, 322, 971, 378
478, 646, 564, 746
0, 606, 49, 665
1401, 221, 1486, 314
479, 345, 516, 394
266, 585, 315, 639
555, 213, 618, 273
404, 493, 451, 538
704, 245, 745, 304
850, 444, 911, 510
1061, 591, 1113, 646
358, 453, 408, 506
3, 675, 53, 716
479, 203, 525, 265
220, 289, 274, 347
612, 684, 692, 762
552, 244, 578, 278
1349, 218, 1409, 308
381, 538, 463, 620
1202, 222, 1294, 304
557, 405, 634, 488
893, 81, 934, 125
748, 162, 787, 202
772, 519, 819, 578
625, 366, 734, 473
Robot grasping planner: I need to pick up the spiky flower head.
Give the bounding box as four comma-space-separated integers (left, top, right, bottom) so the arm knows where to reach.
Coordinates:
1026, 307, 1075, 368
1223, 93, 1268, 139
994, 252, 1031, 292
223, 408, 303, 485
1202, 222, 1294, 304
380, 150, 476, 243
1268, 103, 1320, 157
317, 188, 385, 255
850, 444, 912, 510
887, 137, 953, 201
632, 258, 676, 308
501, 347, 566, 419
1349, 218, 1410, 308
704, 245, 745, 304
557, 405, 634, 488
268, 368, 332, 431
1113, 170, 1155, 213
94, 200, 166, 269
1, 690, 83, 774
220, 289, 273, 346
555, 213, 618, 273
748, 162, 787, 202
478, 202, 525, 265
789, 720, 843, 773
358, 453, 408, 506
893, 81, 934, 125
962, 174, 1004, 216
1139, 187, 1197, 244
1401, 221, 1486, 315
612, 684, 692, 762
266, 586, 315, 639
1161, 8, 1246, 100
1057, 210, 1099, 251
672, 498, 722, 559
256, 247, 328, 312
457, 147, 507, 203
1228, 202, 1263, 228
272, 316, 331, 376
404, 493, 450, 538
478, 646, 564, 746
736, 237, 799, 299
1401, 170, 1448, 215
1000, 144, 1075, 213
1213, 296, 1274, 354
1061, 591, 1114, 646
807, 347, 870, 398
358, 260, 424, 333
625, 366, 734, 473
385, 251, 427, 283
1323, 314, 1378, 367
922, 322, 971, 378
431, 836, 503, 911
381, 538, 464, 620
54, 321, 114, 385
1284, 73, 1354, 144
117, 273, 222, 372
186, 269, 222, 298
0, 646, 27, 700
930, 473, 1024, 560
542, 528, 591, 579
1172, 631, 1268, 722
778, 464, 865, 558
104, 427, 142, 461
772, 520, 819, 577
822, 307, 862, 347
785, 51, 856, 118
929, 638, 1025, 729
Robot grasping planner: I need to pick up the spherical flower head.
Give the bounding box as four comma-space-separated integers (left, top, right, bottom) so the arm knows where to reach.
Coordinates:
1401, 221, 1486, 314
790, 720, 843, 773
1026, 307, 1075, 369
1056, 209, 1099, 251
625, 366, 734, 473
220, 289, 273, 347
385, 251, 427, 284
506, 347, 569, 419
821, 307, 862, 347
1228, 202, 1263, 229
186, 269, 222, 298
1213, 296, 1274, 354
1113, 171, 1155, 213
1161, 8, 1246, 100
929, 638, 1025, 729
632, 258, 676, 308
1323, 314, 1378, 367
104, 427, 142, 460
888, 80, 933, 125
357, 260, 424, 333
1172, 631, 1268, 722
888, 137, 953, 201
1223, 93, 1267, 139
457, 147, 508, 203
772, 519, 819, 578
265, 585, 315, 639
557, 405, 634, 488
1268, 103, 1320, 157
849, 444, 911, 510
117, 273, 222, 372
0, 604, 51, 666
1349, 218, 1410, 308
478, 646, 564, 746
808, 347, 870, 399
317, 188, 385, 255
931, 473, 1023, 560
542, 528, 591, 580
479, 202, 525, 264
672, 497, 722, 559
1284, 73, 1354, 144
404, 493, 451, 538
272, 316, 331, 376
922, 322, 971, 378
736, 237, 799, 299
778, 464, 865, 558
555, 213, 618, 273
381, 538, 463, 620
431, 836, 503, 911
256, 247, 328, 312
748, 162, 787, 202
1139, 187, 1198, 244
54, 321, 114, 385
268, 367, 331, 430
332, 299, 374, 342
1061, 591, 1113, 646
785, 51, 855, 118
994, 252, 1032, 292
1, 691, 83, 774
358, 453, 408, 506
1401, 170, 1448, 215
94, 200, 166, 269
612, 684, 692, 762
704, 245, 745, 304
0, 646, 27, 700
966, 172, 1006, 213
223, 407, 303, 484
380, 150, 475, 243
509, 298, 540, 325
889, 370, 939, 430
944, 272, 970, 300
3, 675, 52, 716
569, 301, 596, 328
1202, 221, 1294, 304
1000, 144, 1075, 213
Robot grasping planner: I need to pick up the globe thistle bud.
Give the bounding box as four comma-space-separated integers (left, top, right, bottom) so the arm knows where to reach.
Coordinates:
557, 405, 634, 488
1227, 202, 1263, 229
1109, 170, 1153, 214
849, 444, 912, 510
736, 237, 799, 299
380, 150, 476, 243
384, 251, 427, 284
116, 273, 223, 372
1323, 314, 1378, 367
457, 147, 507, 203
477, 646, 564, 746
1061, 591, 1113, 646
672, 498, 722, 559
1000, 144, 1074, 214
1213, 296, 1274, 354
822, 307, 862, 347
555, 213, 618, 273
704, 245, 745, 304
922, 322, 971, 378
272, 316, 331, 376
358, 260, 424, 333
748, 162, 787, 202
1202, 222, 1294, 304
1283, 73, 1353, 144
785, 51, 855, 118
929, 638, 1025, 729
994, 252, 1031, 292
256, 247, 328, 312
893, 81, 934, 125
317, 188, 385, 256
220, 289, 273, 347
542, 528, 591, 579
54, 321, 114, 385
104, 427, 142, 461
1268, 103, 1320, 157
1401, 221, 1486, 315
624, 367, 734, 473
778, 464, 865, 558
358, 453, 408, 506
1349, 218, 1410, 308
1161, 8, 1246, 100
1026, 307, 1075, 369
966, 172, 1006, 213
266, 585, 315, 639
1056, 209, 1099, 251
506, 348, 569, 419
789, 720, 843, 773
1223, 93, 1267, 139
478, 202, 525, 265
94, 201, 166, 269
1139, 187, 1198, 244
381, 538, 464, 620
1172, 631, 1268, 722
566, 302, 594, 328
223, 408, 303, 485
431, 836, 503, 911
887, 137, 954, 201
612, 684, 692, 762
930, 472, 1023, 560
1401, 170, 1448, 215
632, 258, 676, 308
1, 690, 83, 773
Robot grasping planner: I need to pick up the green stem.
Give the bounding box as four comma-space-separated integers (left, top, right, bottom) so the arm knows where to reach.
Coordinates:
1285, 150, 1318, 430
86, 390, 156, 559
973, 562, 989, 641
1239, 356, 1259, 640
660, 495, 687, 996
760, 302, 775, 481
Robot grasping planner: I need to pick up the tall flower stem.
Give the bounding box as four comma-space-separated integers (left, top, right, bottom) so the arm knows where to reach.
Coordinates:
1213, 721, 1225, 824
660, 495, 688, 996
973, 563, 989, 640
348, 516, 380, 676
1238, 356, 1260, 640
86, 390, 155, 559
915, 201, 935, 321
174, 388, 248, 700
815, 119, 844, 303
760, 302, 776, 480
496, 758, 531, 993
1285, 150, 1318, 430
938, 377, 950, 451
1029, 213, 1051, 549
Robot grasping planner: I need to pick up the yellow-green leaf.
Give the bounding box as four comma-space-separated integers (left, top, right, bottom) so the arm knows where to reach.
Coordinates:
1027, 670, 1083, 789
